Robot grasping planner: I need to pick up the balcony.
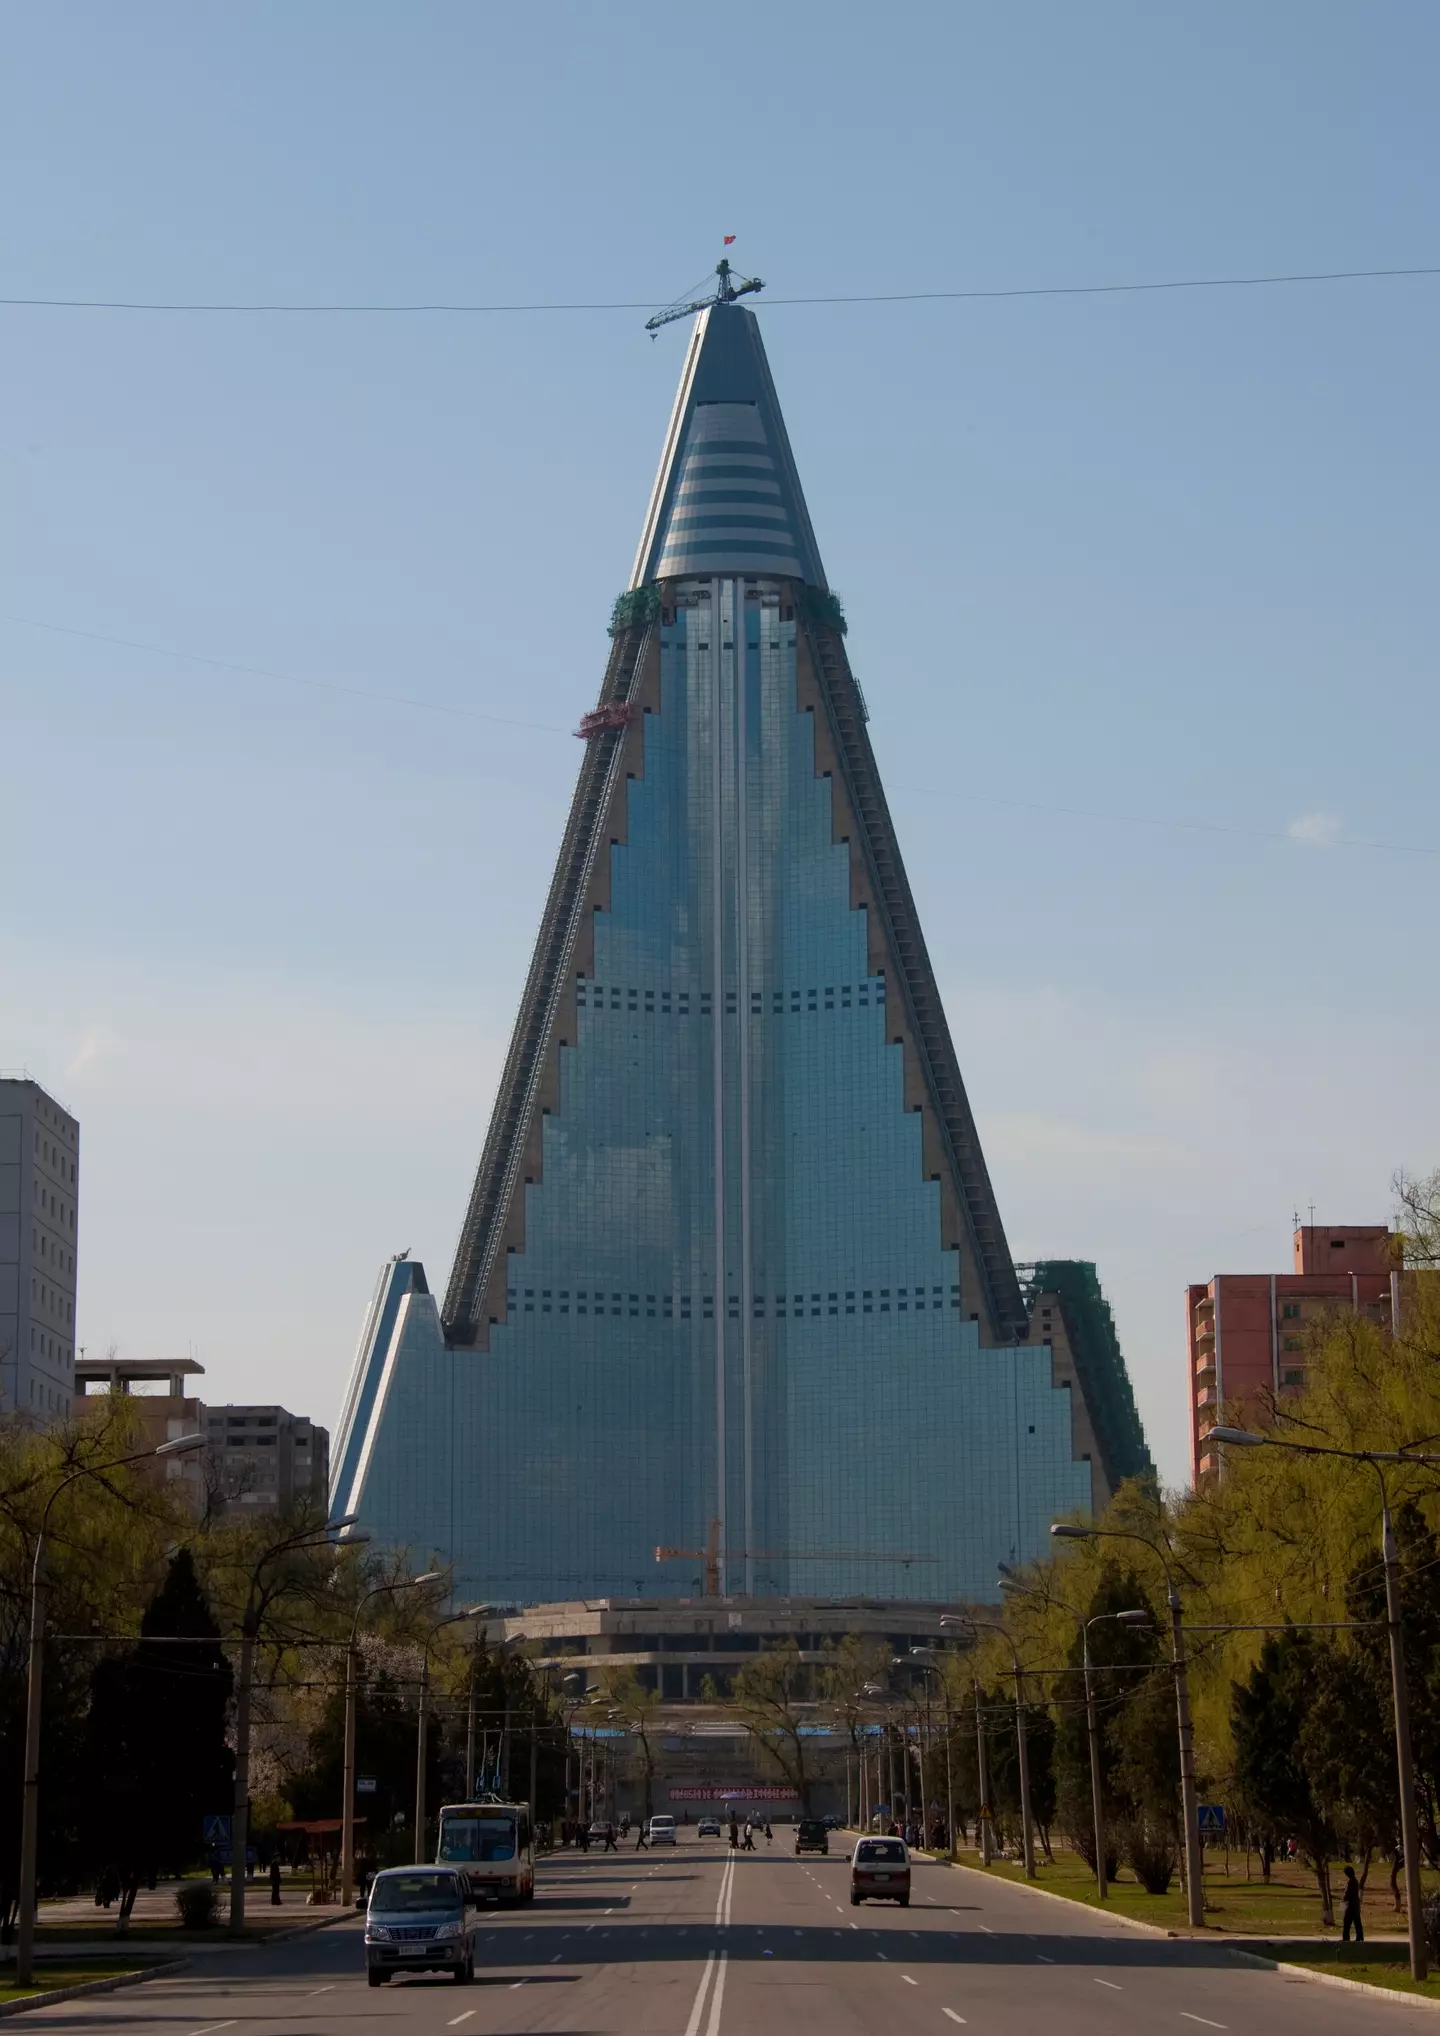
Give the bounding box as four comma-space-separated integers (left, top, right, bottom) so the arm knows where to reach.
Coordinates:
1194, 1353, 1216, 1382
1195, 1386, 1217, 1411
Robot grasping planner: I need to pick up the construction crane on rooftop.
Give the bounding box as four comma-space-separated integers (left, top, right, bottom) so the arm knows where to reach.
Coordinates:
655, 1519, 935, 1600
645, 258, 765, 335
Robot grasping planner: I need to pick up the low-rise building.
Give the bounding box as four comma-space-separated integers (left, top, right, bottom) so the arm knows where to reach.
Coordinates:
1187, 1223, 1397, 1482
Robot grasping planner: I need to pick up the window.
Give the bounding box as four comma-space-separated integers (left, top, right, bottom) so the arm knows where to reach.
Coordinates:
1283, 1336, 1303, 1352
1281, 1302, 1301, 1320
1282, 1368, 1305, 1388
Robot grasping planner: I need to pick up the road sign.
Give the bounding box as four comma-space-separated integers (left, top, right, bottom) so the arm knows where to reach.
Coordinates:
203, 1814, 231, 1846
1197, 1804, 1226, 1836
356, 1777, 377, 1795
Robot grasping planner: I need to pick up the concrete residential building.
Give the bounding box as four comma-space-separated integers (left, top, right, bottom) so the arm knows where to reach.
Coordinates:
204, 1402, 329, 1514
1188, 1223, 1397, 1482
334, 273, 1149, 1605
74, 1355, 328, 1515
0, 1076, 80, 1426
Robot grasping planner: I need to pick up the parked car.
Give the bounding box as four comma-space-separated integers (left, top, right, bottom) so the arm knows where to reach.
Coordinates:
850, 1836, 911, 1906
364, 1866, 477, 1985
648, 1815, 677, 1846
795, 1819, 830, 1855
697, 1817, 721, 1838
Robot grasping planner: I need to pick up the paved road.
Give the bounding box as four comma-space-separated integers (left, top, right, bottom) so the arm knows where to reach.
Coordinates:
17, 1835, 1433, 2033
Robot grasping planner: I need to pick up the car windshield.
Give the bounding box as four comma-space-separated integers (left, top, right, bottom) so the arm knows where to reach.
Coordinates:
857, 1841, 906, 1863
371, 1873, 460, 1914
439, 1815, 516, 1863
799, 1822, 826, 1836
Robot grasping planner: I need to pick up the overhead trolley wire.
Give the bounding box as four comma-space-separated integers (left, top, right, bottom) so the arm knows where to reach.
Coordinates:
1, 263, 1436, 315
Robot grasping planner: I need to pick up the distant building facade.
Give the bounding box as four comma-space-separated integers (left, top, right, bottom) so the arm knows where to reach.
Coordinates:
204, 1402, 329, 1514
74, 1354, 328, 1515
0, 1076, 80, 1426
1188, 1224, 1397, 1482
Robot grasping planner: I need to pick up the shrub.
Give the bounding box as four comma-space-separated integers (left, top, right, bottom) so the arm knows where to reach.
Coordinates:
175, 1882, 221, 1930
1123, 1819, 1178, 1896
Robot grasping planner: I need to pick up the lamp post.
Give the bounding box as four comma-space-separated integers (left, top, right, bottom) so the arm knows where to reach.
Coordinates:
939, 1621, 1036, 1878
16, 1433, 206, 1986
1000, 1572, 1149, 1898
1051, 1520, 1204, 1925
415, 1606, 485, 1865
341, 1571, 441, 1907
231, 1516, 369, 1935
1208, 1424, 1439, 1980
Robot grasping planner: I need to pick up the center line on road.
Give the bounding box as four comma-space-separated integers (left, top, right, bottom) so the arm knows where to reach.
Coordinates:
1180, 2019, 1227, 2030
447, 2014, 475, 2028
1094, 1978, 1123, 1990
942, 2012, 967, 2026
902, 1974, 918, 1985
306, 1985, 335, 1996
189, 2025, 237, 2035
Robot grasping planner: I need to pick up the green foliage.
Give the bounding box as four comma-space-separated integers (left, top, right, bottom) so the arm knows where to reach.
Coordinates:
729, 1642, 815, 1809
608, 586, 662, 635
794, 584, 847, 636
175, 1881, 221, 1929
1233, 1632, 1339, 1922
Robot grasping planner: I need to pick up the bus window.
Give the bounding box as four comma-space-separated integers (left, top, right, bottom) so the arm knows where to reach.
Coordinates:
439, 1814, 517, 1863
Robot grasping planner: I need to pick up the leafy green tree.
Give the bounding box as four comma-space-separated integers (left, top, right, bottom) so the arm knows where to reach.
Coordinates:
1052, 1565, 1158, 1881
730, 1643, 815, 1811
1233, 1632, 1339, 1924
598, 1669, 661, 1820
291, 1664, 445, 1861
82, 1549, 235, 1909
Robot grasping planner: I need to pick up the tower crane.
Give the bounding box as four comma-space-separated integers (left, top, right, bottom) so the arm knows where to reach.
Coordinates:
654, 1520, 935, 1600
645, 258, 765, 336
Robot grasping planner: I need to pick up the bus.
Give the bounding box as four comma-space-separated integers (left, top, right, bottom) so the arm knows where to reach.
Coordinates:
435, 1801, 535, 1906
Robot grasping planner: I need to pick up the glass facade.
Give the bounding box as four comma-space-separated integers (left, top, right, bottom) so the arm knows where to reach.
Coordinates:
336, 574, 1088, 1603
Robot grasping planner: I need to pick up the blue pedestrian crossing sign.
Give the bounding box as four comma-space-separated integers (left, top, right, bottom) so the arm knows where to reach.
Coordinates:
203, 1814, 231, 1846
1197, 1804, 1226, 1836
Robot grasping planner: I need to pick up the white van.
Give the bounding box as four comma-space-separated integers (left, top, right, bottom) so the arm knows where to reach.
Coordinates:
647, 1815, 677, 1846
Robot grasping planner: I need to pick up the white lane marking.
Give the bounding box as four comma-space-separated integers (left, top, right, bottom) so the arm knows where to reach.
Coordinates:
188, 2026, 237, 2036
943, 2014, 967, 2027
448, 2014, 475, 2028
1094, 1978, 1123, 1990
683, 1951, 717, 2036
307, 1986, 336, 1996
1036, 1953, 1054, 1962
605, 1906, 615, 1914
703, 1949, 728, 2036
509, 1979, 524, 1989
979, 1924, 994, 1934
877, 1950, 889, 1960
550, 1952, 562, 1962
902, 1974, 918, 1984
1180, 2020, 1227, 2031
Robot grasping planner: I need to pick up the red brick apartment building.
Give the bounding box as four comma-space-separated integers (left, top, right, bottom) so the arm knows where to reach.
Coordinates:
1188, 1225, 1398, 1483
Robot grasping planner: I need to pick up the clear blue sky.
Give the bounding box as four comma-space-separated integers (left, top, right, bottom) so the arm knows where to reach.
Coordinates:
3, 1, 1436, 1486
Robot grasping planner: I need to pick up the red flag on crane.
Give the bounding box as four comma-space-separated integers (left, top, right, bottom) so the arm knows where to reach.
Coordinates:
723, 235, 736, 245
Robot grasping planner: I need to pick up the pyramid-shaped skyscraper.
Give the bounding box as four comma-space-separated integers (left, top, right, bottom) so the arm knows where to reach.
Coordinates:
332, 293, 1094, 1601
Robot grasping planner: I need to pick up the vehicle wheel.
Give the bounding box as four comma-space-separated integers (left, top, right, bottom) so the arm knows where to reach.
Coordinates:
898, 1894, 910, 1907
850, 1893, 861, 1906
367, 1973, 385, 1987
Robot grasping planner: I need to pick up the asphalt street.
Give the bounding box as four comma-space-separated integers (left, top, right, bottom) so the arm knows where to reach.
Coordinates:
16, 1836, 1434, 2034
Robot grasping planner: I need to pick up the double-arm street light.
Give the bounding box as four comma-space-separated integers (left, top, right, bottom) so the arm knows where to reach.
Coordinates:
230, 1515, 370, 1935
1000, 1570, 1149, 1899
340, 1571, 442, 1906
939, 1620, 1036, 1878
17, 1433, 206, 1986
415, 1606, 485, 1864
1051, 1520, 1204, 1925
1209, 1423, 1440, 1980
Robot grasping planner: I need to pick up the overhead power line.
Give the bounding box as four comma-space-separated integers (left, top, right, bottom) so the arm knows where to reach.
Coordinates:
0, 263, 1436, 315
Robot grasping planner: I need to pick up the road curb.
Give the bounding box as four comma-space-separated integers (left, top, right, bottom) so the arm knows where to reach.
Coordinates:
944, 1860, 1177, 1937
0, 1959, 187, 2019
270, 1908, 359, 1944
1270, 1962, 1440, 2010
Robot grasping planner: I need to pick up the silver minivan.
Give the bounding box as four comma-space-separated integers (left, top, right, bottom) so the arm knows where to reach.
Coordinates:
365, 1866, 477, 1985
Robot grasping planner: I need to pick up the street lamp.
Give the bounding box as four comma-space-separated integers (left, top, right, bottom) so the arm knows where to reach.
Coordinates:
16, 1431, 206, 1986
340, 1571, 442, 1906
1207, 1423, 1438, 1980
415, 1606, 485, 1864
940, 1619, 1036, 1878
230, 1515, 369, 1936
1052, 1520, 1204, 1926
1000, 1571, 1149, 1898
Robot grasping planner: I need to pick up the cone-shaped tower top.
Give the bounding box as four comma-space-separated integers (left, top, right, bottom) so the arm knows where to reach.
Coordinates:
630, 300, 827, 590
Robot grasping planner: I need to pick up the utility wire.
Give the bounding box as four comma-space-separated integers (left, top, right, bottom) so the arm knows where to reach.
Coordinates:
1, 264, 1436, 315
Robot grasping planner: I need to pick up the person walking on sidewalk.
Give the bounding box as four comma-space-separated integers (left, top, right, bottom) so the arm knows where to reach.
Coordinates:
636, 1820, 649, 1850
1341, 1865, 1364, 1943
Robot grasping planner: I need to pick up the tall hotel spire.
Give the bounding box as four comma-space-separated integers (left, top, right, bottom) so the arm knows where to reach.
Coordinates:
333, 296, 1093, 1602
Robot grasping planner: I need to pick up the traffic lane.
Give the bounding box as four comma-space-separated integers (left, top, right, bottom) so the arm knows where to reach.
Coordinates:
778, 1849, 1440, 2033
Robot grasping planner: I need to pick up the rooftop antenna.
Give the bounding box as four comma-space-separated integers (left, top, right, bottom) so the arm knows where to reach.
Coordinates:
645, 254, 765, 336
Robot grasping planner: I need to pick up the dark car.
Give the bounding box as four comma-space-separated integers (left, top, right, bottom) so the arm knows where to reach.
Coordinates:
364, 1867, 477, 1984
795, 1818, 829, 1855
851, 1836, 910, 1905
